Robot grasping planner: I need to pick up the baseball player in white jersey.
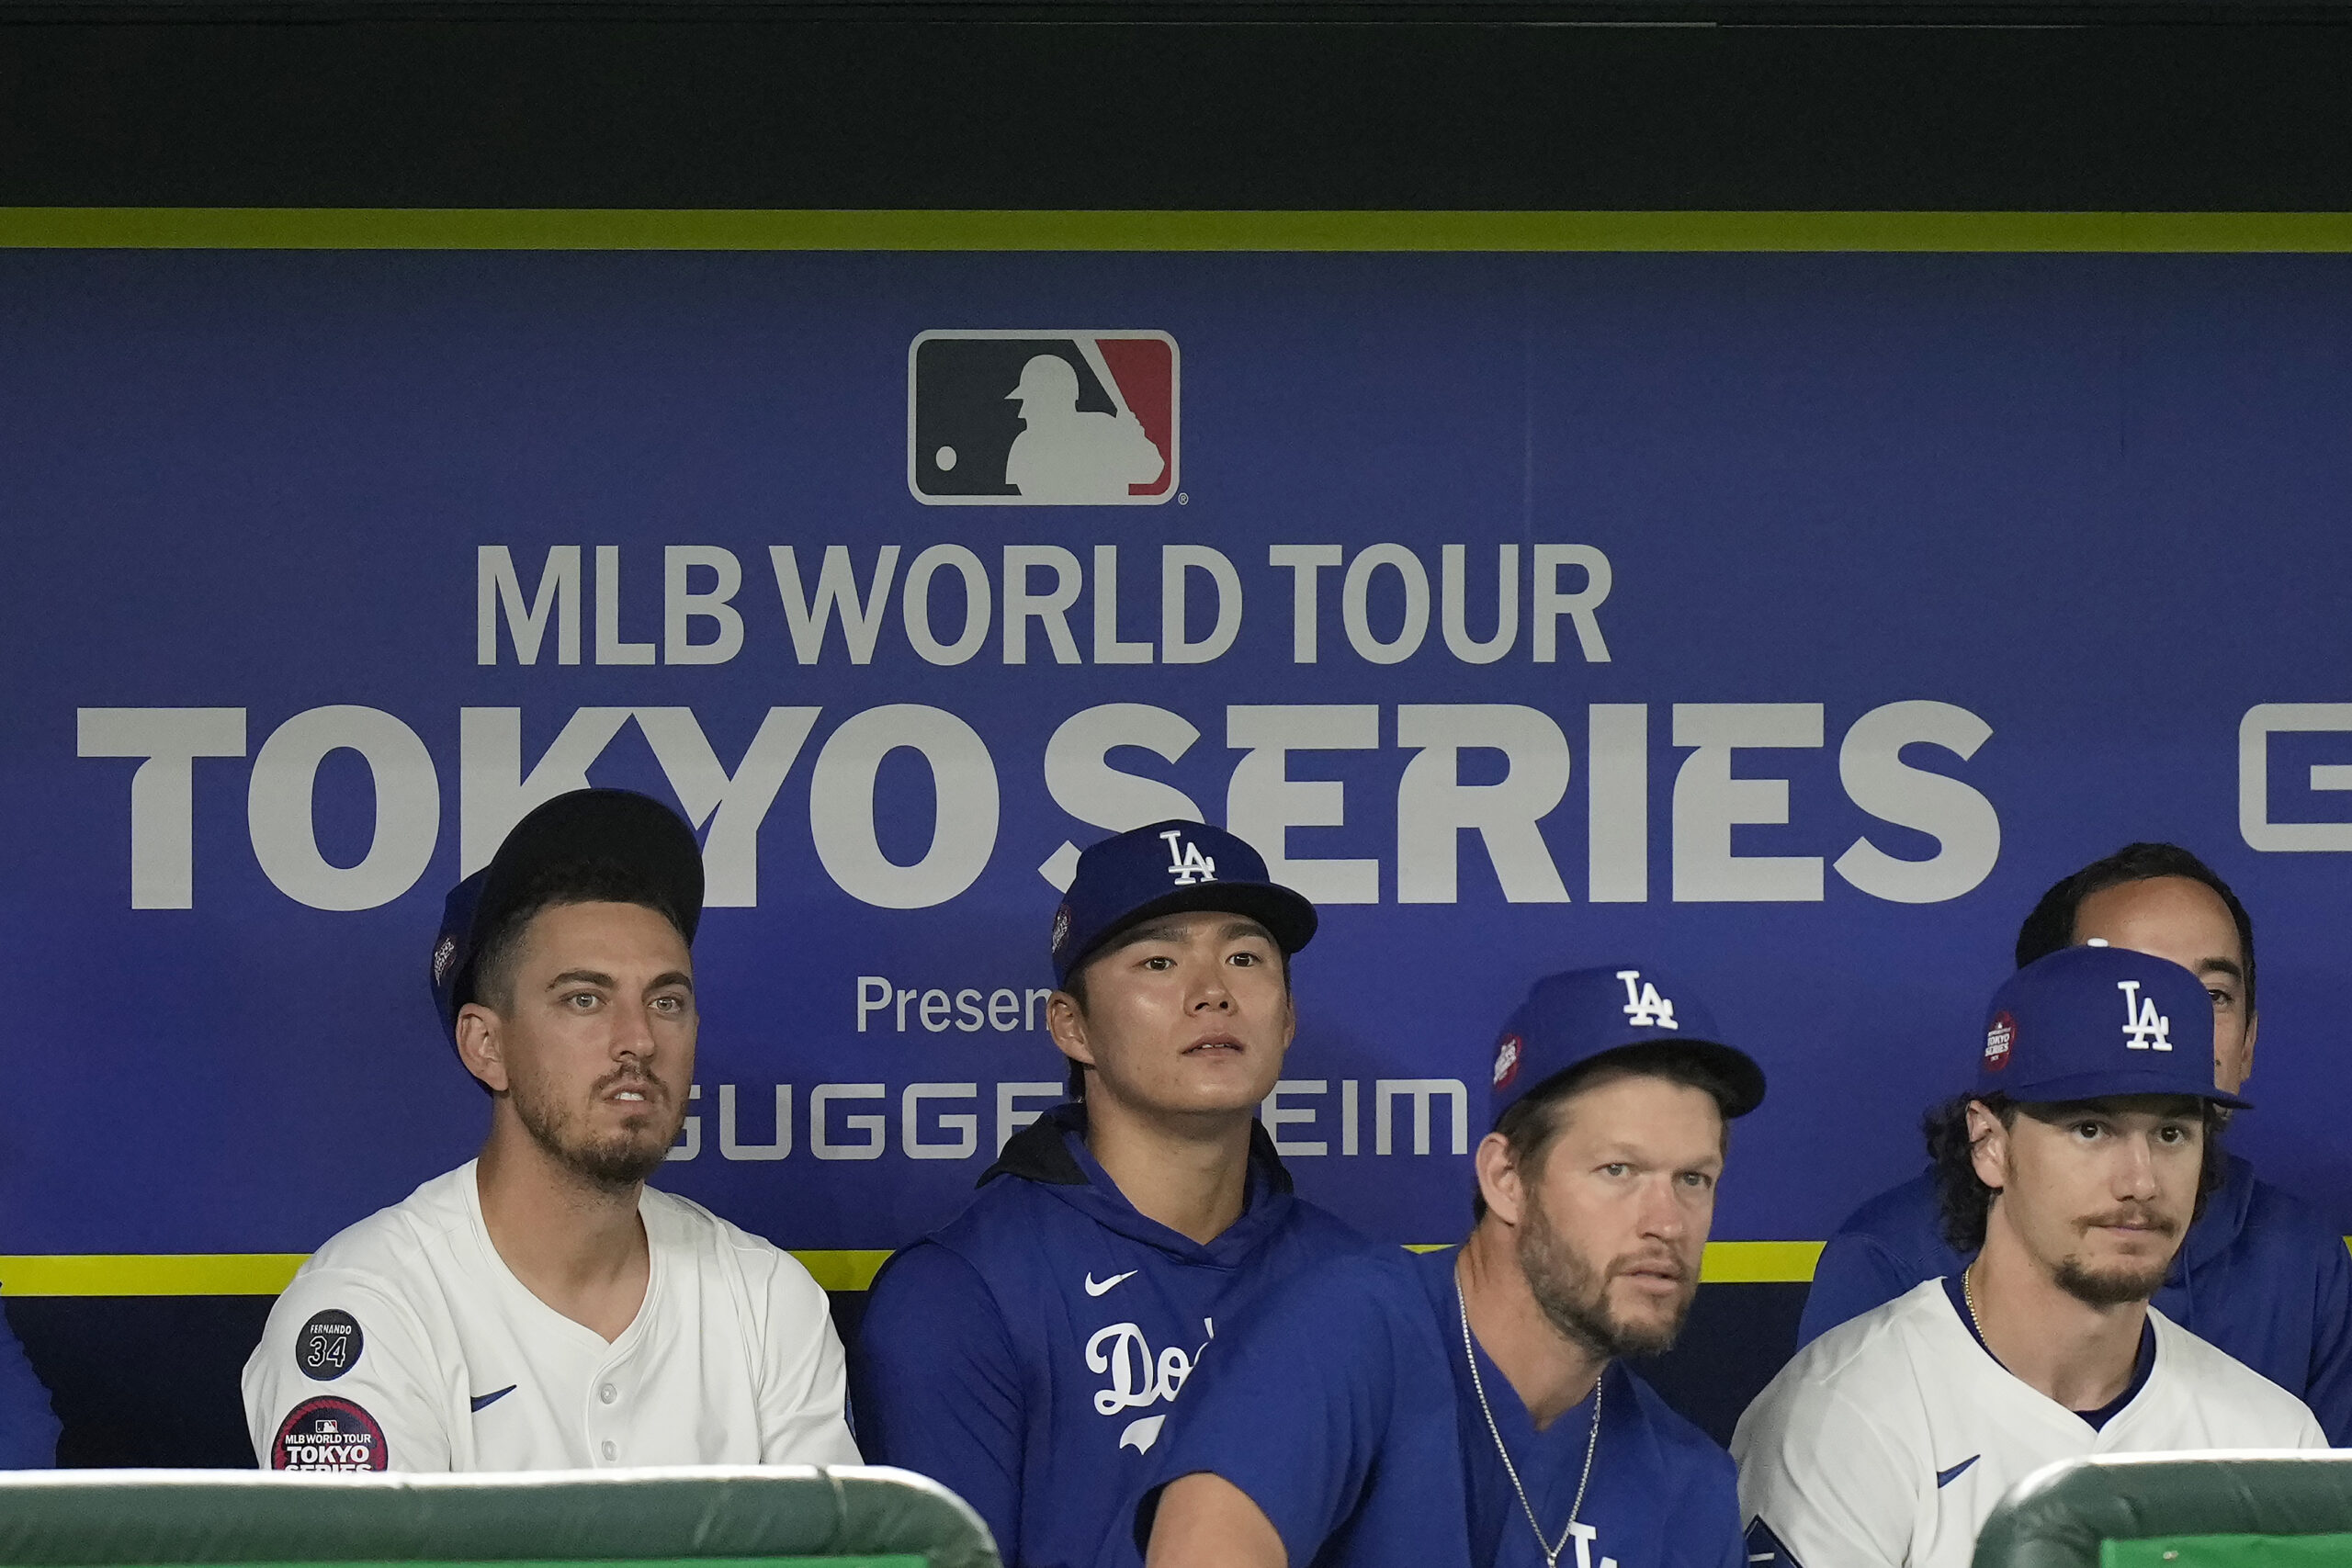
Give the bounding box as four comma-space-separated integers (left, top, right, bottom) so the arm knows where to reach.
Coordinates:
242, 789, 857, 1472
1734, 944, 2324, 1568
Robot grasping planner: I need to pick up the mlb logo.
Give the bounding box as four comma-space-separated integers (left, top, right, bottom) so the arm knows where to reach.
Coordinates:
908, 331, 1179, 505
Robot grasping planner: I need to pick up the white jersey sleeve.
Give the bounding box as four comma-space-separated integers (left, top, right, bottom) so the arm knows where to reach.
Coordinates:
242, 1267, 455, 1472
1733, 1347, 1922, 1568
744, 1245, 860, 1465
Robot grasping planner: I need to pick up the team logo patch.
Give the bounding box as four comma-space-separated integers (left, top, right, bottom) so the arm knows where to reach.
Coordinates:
909, 331, 1178, 505
1051, 902, 1073, 956
431, 934, 458, 987
1744, 1516, 1804, 1568
2118, 979, 2173, 1051
1616, 969, 1679, 1030
1984, 1010, 2015, 1070
296, 1309, 364, 1381
1492, 1033, 1522, 1091
272, 1396, 388, 1471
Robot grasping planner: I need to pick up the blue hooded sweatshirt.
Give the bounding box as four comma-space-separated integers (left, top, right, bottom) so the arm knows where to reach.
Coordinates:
1798, 1154, 2352, 1443
851, 1102, 1367, 1568
0, 1306, 59, 1467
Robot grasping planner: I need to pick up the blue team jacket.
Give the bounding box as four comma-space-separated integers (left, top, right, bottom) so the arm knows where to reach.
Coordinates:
1798, 1154, 2352, 1442
850, 1103, 1367, 1568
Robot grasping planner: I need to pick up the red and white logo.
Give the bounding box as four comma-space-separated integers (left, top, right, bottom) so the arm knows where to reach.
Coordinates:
1492, 1033, 1523, 1091
1984, 1010, 2016, 1070
909, 331, 1178, 505
272, 1395, 388, 1472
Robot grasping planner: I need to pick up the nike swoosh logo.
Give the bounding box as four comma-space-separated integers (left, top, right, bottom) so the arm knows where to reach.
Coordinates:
469, 1385, 516, 1413
1084, 1270, 1137, 1297
1936, 1455, 1980, 1488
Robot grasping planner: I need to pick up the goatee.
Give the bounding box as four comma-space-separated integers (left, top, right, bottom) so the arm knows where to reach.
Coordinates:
1517, 1193, 1694, 1359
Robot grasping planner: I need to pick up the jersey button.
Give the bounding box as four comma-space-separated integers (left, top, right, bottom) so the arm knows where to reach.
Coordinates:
599, 1382, 617, 1404
600, 1439, 616, 1461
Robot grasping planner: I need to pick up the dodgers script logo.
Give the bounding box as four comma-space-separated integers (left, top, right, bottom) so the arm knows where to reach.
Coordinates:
909, 331, 1179, 505
2118, 980, 2173, 1051
1617, 969, 1679, 1030
1088, 1317, 1211, 1456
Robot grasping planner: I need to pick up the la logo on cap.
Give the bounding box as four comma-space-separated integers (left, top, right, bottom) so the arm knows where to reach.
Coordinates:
2119, 980, 2174, 1052
1160, 829, 1216, 886
1617, 970, 1679, 1030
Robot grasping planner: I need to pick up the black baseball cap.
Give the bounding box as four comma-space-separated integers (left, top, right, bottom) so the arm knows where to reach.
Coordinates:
1049, 819, 1316, 987
428, 788, 704, 1037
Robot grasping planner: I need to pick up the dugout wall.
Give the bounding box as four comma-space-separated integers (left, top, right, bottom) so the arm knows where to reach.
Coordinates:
4, 6, 2352, 1468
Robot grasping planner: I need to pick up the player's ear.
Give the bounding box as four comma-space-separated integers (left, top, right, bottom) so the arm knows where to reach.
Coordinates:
1474, 1132, 1525, 1227
1964, 1099, 2007, 1192
1046, 990, 1098, 1071
455, 1003, 510, 1094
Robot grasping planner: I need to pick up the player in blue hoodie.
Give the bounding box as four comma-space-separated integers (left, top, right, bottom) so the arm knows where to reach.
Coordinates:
1799, 841, 2352, 1443
851, 820, 1366, 1568
0, 1307, 60, 1467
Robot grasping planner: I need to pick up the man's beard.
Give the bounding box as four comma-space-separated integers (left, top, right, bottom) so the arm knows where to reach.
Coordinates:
1516, 1190, 1697, 1360
512, 1066, 680, 1190
2051, 1207, 2179, 1307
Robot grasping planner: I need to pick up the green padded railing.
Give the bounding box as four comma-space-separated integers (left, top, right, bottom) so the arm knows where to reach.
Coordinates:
0, 1469, 998, 1568
1974, 1452, 2352, 1568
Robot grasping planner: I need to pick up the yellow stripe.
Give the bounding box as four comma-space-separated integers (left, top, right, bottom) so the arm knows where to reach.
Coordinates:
15, 1241, 2345, 1294
4, 209, 2352, 253
1699, 1241, 1826, 1284
0, 1251, 899, 1296
790, 1250, 896, 1292
0, 1255, 309, 1296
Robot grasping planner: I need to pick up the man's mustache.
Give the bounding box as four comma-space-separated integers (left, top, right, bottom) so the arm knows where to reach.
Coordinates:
2078, 1205, 2177, 1235
1606, 1249, 1695, 1286
594, 1066, 668, 1102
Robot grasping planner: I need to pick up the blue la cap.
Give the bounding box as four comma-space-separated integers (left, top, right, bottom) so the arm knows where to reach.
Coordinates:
1976, 942, 2245, 1108
1488, 964, 1767, 1123
1050, 819, 1317, 986
429, 788, 704, 1040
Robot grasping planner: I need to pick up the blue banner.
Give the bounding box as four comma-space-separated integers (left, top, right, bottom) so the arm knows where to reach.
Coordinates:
7, 247, 2348, 1263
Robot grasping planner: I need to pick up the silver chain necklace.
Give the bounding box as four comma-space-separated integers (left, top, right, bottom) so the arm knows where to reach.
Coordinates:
1455, 1269, 1604, 1568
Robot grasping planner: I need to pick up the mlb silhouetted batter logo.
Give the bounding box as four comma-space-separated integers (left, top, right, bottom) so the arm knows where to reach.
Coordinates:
909, 331, 1178, 504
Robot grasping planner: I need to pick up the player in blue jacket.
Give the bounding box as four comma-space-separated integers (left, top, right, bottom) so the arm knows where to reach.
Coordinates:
1800, 842, 2352, 1444
1136, 964, 1762, 1568
0, 1305, 61, 1467
851, 820, 1366, 1568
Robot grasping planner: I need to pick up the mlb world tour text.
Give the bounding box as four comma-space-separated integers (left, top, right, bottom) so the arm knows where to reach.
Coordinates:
472, 541, 1618, 670
79, 537, 2011, 919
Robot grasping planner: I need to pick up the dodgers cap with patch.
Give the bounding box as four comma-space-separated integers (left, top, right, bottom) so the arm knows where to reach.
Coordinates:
1974, 942, 2245, 1108
1050, 818, 1316, 986
429, 788, 704, 1038
1488, 964, 1767, 1123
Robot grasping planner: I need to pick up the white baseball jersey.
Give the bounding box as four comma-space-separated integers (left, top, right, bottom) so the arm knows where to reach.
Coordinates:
242, 1162, 859, 1472
1733, 1279, 2325, 1568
